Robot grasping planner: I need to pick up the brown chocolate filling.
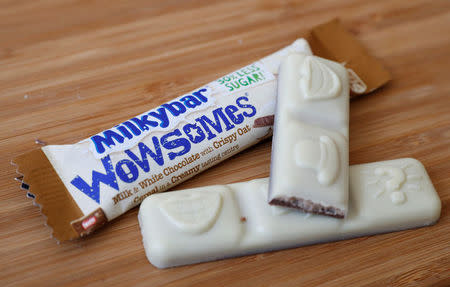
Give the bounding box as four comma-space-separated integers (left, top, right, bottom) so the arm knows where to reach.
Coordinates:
270, 197, 345, 218
253, 115, 274, 128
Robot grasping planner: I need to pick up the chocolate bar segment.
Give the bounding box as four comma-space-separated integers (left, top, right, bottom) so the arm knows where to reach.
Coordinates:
138, 158, 441, 268
268, 53, 349, 217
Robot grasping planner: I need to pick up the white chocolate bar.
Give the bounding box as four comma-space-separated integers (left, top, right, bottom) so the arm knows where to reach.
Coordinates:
269, 53, 350, 217
138, 158, 441, 268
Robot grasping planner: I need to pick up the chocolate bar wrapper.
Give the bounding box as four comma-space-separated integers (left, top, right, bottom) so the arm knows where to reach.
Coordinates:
13, 39, 313, 241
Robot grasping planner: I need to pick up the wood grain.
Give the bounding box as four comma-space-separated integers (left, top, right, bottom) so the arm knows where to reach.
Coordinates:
1, 0, 449, 286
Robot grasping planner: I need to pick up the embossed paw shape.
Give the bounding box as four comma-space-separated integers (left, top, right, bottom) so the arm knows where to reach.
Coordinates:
374, 167, 406, 192
366, 164, 423, 205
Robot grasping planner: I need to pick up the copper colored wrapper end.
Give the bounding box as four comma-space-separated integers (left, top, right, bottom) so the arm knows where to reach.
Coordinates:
13, 149, 105, 241
308, 18, 391, 96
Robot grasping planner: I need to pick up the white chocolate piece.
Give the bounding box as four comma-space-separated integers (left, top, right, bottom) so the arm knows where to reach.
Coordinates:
139, 185, 244, 267
269, 53, 350, 217
139, 158, 441, 268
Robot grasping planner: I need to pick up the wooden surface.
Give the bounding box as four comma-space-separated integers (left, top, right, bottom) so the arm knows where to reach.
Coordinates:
1, 0, 449, 286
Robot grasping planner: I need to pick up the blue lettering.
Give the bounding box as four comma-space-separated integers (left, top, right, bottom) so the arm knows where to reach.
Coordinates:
91, 131, 125, 154
196, 107, 235, 140
224, 105, 244, 125
192, 88, 208, 102
131, 115, 158, 131
124, 138, 164, 172
179, 95, 202, 108
90, 88, 213, 155
236, 96, 256, 118
148, 108, 169, 128
70, 155, 119, 204
160, 129, 191, 160
122, 121, 142, 136
162, 101, 187, 117
115, 124, 133, 139
79, 95, 258, 205
183, 123, 205, 143
115, 159, 139, 183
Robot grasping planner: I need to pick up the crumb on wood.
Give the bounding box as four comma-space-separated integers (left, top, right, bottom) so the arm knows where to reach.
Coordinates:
35, 138, 47, 146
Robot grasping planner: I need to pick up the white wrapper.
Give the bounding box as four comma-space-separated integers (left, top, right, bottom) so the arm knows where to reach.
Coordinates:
41, 39, 313, 222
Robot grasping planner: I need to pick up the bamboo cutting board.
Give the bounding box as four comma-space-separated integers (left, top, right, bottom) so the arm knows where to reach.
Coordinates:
1, 0, 449, 286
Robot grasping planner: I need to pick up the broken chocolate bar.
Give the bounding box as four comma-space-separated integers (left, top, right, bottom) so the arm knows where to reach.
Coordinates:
268, 53, 349, 217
